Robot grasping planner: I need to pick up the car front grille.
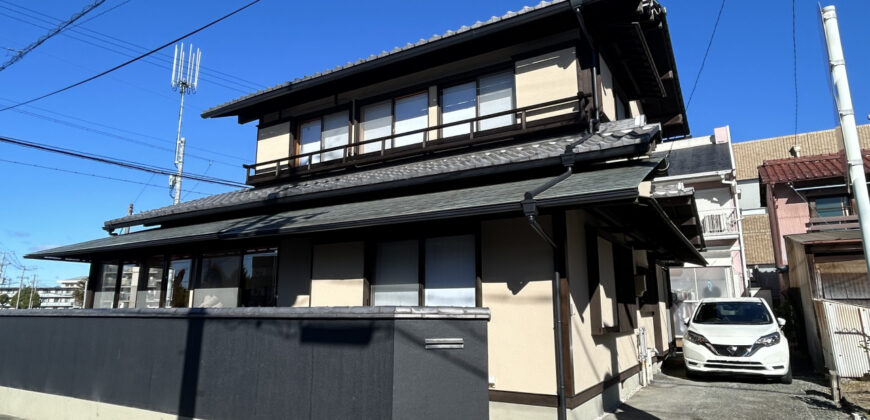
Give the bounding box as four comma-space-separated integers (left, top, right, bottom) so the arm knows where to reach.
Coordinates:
709, 344, 755, 357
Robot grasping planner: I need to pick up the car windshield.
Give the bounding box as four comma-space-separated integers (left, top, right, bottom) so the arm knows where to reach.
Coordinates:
692, 301, 773, 325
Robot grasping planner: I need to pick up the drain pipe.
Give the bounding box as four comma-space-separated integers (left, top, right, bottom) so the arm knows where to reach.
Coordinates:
522, 166, 572, 420
570, 0, 601, 133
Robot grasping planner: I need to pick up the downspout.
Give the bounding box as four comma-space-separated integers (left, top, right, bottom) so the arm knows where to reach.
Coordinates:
725, 135, 750, 297
521, 166, 572, 420
570, 0, 600, 132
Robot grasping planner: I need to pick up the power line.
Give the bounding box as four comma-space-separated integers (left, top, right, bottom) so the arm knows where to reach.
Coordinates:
0, 99, 243, 167
686, 0, 726, 111
0, 134, 249, 188
0, 0, 264, 93
0, 0, 261, 112
70, 0, 129, 28
0, 157, 209, 196
0, 0, 105, 72
0, 96, 246, 163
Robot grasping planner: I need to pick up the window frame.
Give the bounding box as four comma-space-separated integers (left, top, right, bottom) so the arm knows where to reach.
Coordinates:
294, 108, 352, 167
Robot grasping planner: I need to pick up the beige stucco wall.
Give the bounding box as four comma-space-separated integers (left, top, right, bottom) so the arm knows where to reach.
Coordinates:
310, 242, 365, 307
256, 122, 291, 169
599, 56, 616, 122
481, 216, 556, 395
564, 210, 644, 392
514, 47, 579, 122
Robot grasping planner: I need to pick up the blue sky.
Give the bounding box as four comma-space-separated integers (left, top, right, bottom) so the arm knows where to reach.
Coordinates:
0, 0, 867, 285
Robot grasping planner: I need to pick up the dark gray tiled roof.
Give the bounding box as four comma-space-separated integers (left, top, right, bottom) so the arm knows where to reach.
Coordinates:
105, 121, 661, 230
202, 0, 567, 118
652, 142, 732, 176
32, 158, 662, 260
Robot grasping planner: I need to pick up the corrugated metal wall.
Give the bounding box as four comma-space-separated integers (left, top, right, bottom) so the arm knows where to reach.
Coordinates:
815, 300, 870, 378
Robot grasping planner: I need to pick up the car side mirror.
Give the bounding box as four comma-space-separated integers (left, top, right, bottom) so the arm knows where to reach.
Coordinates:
777, 317, 786, 327
683, 317, 690, 327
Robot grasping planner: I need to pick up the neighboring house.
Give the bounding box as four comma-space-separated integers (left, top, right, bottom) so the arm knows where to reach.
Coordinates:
17, 1, 702, 419
651, 125, 747, 336
732, 124, 870, 301
758, 150, 870, 297
0, 277, 83, 309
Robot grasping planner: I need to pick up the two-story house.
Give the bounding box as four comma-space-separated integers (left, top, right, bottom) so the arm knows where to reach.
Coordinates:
651, 126, 748, 338
19, 1, 704, 419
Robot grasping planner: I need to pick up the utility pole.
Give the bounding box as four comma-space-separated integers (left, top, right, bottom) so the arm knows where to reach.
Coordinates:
15, 266, 27, 309
123, 203, 133, 234
169, 42, 201, 205
28, 274, 36, 309
821, 5, 870, 275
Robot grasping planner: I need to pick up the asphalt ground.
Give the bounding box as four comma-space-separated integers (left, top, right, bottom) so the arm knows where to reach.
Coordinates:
601, 353, 851, 420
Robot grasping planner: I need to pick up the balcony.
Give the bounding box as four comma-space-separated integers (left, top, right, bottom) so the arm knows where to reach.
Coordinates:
243, 95, 587, 185
807, 214, 860, 232
699, 207, 739, 237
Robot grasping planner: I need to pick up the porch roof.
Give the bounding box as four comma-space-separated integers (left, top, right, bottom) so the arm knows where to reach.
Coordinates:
27, 157, 704, 265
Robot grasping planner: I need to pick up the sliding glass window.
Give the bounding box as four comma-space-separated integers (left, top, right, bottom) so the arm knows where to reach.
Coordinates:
241, 249, 277, 307
94, 263, 118, 308
441, 70, 515, 137
195, 254, 241, 308
394, 93, 428, 147
424, 235, 476, 307
361, 101, 392, 154
117, 263, 139, 309
298, 111, 349, 166
136, 256, 164, 308
165, 256, 192, 308
373, 240, 420, 306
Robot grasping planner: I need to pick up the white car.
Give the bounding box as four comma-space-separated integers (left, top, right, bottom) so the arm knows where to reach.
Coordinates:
683, 297, 791, 384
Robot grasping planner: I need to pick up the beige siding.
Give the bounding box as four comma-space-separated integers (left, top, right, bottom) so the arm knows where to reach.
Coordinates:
599, 56, 616, 121
564, 210, 644, 392
481, 216, 556, 395
256, 122, 291, 168
310, 242, 365, 307
514, 47, 579, 121
733, 124, 870, 181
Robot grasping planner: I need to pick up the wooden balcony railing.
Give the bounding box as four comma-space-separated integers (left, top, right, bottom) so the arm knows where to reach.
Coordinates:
243, 94, 587, 184
807, 214, 859, 232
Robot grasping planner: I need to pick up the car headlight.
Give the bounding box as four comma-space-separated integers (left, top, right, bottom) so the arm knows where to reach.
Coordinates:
755, 332, 781, 347
685, 331, 709, 345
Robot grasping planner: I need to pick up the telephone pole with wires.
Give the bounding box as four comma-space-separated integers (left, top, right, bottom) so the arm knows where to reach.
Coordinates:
169, 42, 201, 205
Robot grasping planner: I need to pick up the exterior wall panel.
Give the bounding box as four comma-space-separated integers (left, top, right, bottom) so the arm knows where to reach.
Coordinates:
256, 122, 291, 168
514, 47, 579, 121
481, 216, 556, 395
310, 242, 365, 306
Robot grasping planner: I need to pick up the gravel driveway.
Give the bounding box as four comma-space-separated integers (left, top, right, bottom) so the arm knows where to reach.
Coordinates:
601, 354, 850, 420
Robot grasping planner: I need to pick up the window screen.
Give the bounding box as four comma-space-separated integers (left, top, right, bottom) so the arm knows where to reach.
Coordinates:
94, 263, 118, 308
195, 255, 241, 308
321, 111, 348, 162
478, 71, 514, 131
136, 256, 164, 308
299, 119, 322, 166
165, 257, 192, 308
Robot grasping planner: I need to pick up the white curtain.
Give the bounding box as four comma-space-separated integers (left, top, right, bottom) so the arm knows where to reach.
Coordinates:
362, 101, 392, 154
441, 82, 476, 138
425, 235, 476, 307
321, 111, 348, 162
478, 71, 514, 131
373, 240, 419, 306
394, 93, 428, 147
299, 119, 321, 165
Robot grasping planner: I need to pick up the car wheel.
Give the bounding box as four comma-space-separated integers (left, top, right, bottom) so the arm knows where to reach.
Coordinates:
780, 365, 792, 384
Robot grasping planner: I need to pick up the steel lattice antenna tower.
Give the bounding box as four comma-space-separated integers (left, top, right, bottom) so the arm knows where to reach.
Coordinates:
169, 42, 201, 205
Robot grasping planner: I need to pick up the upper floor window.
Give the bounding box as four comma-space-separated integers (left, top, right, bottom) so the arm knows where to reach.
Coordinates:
441, 70, 514, 137
810, 196, 853, 218
361, 92, 429, 153
299, 110, 349, 166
